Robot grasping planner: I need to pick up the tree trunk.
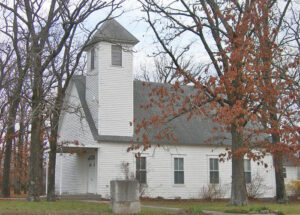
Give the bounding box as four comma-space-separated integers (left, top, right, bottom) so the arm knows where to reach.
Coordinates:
14, 174, 21, 195
258, 5, 288, 204
14, 167, 21, 195
47, 126, 58, 201
13, 137, 21, 195
47, 95, 63, 201
27, 113, 42, 202
2, 104, 19, 197
23, 128, 30, 195
272, 134, 288, 203
27, 62, 43, 201
40, 135, 44, 196
229, 124, 248, 206
2, 125, 14, 197
14, 110, 25, 195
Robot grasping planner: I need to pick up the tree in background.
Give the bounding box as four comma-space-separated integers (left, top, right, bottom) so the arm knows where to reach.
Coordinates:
136, 50, 206, 84
0, 15, 28, 196
0, 0, 124, 201
45, 3, 124, 200
136, 0, 299, 206
252, 0, 299, 203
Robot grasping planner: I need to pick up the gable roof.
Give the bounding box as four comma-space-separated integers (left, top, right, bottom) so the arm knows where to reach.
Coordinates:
70, 76, 298, 167
86, 19, 139, 48
72, 76, 231, 146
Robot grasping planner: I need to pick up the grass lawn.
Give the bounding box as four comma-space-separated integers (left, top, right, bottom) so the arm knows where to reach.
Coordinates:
0, 200, 180, 215
142, 199, 300, 214
1, 199, 299, 214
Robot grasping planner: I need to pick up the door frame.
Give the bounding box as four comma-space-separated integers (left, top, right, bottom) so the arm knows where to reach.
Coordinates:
87, 150, 97, 194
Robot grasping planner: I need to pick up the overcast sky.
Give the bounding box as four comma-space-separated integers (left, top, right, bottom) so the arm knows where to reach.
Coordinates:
84, 1, 156, 76
84, 0, 211, 77
85, 0, 300, 77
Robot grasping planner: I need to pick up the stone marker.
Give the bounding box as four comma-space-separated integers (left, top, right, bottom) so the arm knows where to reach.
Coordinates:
110, 180, 141, 214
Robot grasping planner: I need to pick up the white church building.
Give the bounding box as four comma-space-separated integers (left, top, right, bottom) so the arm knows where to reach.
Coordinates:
54, 19, 300, 199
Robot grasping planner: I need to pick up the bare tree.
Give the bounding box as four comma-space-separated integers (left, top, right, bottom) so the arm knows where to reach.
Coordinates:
0, 0, 124, 201
0, 6, 28, 196
136, 49, 207, 84
46, 9, 125, 201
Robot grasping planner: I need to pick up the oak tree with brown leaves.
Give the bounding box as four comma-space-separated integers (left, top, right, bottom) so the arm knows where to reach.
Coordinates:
134, 0, 299, 206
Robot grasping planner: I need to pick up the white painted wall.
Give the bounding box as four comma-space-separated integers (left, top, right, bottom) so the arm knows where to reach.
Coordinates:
97, 143, 276, 199
55, 153, 88, 194
55, 80, 100, 195
97, 42, 134, 136
285, 166, 299, 183
57, 77, 278, 199
56, 50, 279, 199
284, 166, 300, 196
58, 81, 99, 148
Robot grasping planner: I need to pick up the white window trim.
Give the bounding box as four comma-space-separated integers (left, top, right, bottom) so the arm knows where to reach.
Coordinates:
136, 156, 147, 184
244, 159, 251, 183
283, 167, 287, 179
133, 153, 149, 184
172, 155, 185, 186
111, 44, 122, 67
207, 155, 220, 184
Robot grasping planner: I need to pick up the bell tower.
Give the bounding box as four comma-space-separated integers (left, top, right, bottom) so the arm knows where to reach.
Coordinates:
85, 19, 139, 137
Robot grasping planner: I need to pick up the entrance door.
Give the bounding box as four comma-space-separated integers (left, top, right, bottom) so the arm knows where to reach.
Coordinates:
87, 155, 96, 193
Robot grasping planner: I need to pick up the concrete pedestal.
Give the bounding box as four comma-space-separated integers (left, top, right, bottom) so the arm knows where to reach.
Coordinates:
110, 180, 140, 214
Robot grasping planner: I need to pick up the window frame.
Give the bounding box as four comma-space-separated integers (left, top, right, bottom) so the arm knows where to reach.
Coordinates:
244, 159, 251, 183
91, 48, 95, 70
136, 156, 147, 184
111, 44, 122, 66
209, 158, 219, 184
174, 157, 184, 184
283, 167, 287, 179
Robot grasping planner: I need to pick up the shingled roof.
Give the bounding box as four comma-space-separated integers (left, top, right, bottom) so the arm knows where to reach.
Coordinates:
72, 76, 231, 146
86, 19, 139, 48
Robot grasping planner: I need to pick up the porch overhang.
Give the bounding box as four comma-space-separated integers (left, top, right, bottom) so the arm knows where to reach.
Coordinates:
58, 146, 98, 154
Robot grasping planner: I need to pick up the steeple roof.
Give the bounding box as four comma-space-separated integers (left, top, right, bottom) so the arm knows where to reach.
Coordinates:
86, 19, 139, 47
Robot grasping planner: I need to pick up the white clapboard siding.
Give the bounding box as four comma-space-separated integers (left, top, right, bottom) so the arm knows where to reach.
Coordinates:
55, 153, 88, 194
55, 81, 100, 195
285, 166, 300, 196
97, 42, 134, 137
58, 82, 99, 148
285, 166, 299, 183
56, 40, 281, 199
97, 142, 276, 199
57, 82, 277, 199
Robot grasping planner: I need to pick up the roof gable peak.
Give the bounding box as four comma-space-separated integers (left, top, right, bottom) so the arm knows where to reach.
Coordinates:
88, 19, 139, 46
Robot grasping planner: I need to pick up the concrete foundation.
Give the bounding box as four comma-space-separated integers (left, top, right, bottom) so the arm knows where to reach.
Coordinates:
110, 180, 140, 214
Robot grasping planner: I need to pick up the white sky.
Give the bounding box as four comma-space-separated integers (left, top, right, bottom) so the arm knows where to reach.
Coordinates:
84, 0, 212, 77
83, 0, 155, 76
80, 0, 300, 77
